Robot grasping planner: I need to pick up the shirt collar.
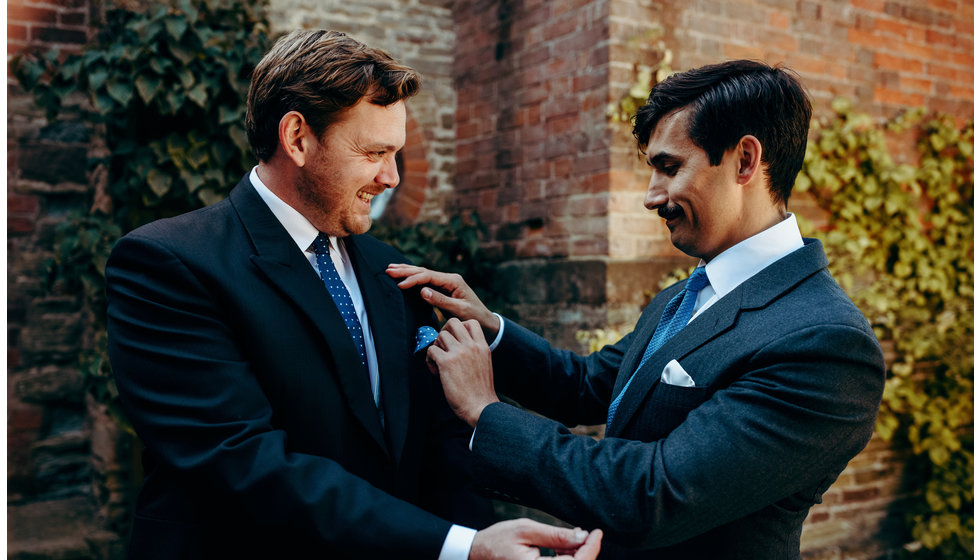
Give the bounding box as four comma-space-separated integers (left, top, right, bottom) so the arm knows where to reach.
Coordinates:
701, 213, 804, 299
249, 166, 340, 254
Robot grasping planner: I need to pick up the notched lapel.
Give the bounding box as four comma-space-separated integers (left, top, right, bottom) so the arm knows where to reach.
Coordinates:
609, 294, 741, 435
348, 235, 411, 465
607, 241, 829, 435
230, 183, 388, 455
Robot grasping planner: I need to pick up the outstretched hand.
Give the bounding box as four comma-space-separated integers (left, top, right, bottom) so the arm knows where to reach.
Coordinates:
471, 519, 603, 560
386, 264, 500, 341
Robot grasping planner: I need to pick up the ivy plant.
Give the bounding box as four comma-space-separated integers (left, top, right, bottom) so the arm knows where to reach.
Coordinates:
12, 0, 272, 426
796, 99, 973, 558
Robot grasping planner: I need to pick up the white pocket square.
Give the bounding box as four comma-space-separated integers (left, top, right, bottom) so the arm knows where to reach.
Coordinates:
661, 359, 696, 387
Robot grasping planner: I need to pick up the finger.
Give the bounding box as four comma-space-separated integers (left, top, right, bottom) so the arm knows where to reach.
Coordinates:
424, 353, 439, 375
419, 287, 468, 316
442, 318, 474, 342
518, 521, 589, 550
462, 319, 487, 343
572, 529, 602, 560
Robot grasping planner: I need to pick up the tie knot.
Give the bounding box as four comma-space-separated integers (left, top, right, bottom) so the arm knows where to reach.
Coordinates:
686, 266, 709, 292
311, 233, 330, 256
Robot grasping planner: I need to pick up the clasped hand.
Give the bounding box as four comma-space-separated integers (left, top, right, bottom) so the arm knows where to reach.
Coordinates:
387, 263, 501, 428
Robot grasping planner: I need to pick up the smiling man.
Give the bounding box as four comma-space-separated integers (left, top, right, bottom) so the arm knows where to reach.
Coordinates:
105, 29, 601, 560
388, 60, 885, 558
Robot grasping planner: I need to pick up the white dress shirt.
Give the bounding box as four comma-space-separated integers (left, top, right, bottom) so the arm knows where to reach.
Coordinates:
691, 213, 805, 320
248, 168, 476, 560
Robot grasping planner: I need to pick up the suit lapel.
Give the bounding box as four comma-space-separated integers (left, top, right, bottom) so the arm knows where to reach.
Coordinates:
608, 240, 829, 435
347, 235, 412, 466
228, 180, 389, 455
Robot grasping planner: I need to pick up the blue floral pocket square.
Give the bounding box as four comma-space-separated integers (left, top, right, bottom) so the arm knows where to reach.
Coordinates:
414, 326, 439, 354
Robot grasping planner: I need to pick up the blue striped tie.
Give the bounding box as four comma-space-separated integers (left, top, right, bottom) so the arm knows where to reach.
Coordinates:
607, 266, 709, 426
311, 234, 370, 386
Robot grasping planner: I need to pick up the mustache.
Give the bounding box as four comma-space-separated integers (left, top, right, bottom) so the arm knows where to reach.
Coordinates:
658, 204, 683, 220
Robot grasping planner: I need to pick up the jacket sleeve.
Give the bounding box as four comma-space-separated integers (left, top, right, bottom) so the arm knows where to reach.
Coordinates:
472, 322, 885, 548
490, 317, 635, 426
106, 233, 451, 559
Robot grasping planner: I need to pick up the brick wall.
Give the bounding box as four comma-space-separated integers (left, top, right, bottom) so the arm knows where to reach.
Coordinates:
454, 0, 613, 262
608, 0, 974, 263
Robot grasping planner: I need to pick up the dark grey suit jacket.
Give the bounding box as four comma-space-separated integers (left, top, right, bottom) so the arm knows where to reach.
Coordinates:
106, 176, 486, 559
471, 239, 885, 559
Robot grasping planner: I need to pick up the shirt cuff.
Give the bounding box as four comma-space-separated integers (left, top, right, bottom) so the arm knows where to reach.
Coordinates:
487, 313, 505, 351
438, 524, 477, 560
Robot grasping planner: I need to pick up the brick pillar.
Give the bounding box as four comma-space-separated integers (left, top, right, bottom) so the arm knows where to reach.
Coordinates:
8, 0, 97, 504
452, 0, 692, 347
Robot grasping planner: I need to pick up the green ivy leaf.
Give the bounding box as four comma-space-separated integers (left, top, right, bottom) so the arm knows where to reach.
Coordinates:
146, 168, 173, 197
106, 78, 134, 105
135, 73, 163, 103
187, 82, 208, 107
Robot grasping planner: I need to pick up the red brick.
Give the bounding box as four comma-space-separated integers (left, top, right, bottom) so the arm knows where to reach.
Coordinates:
769, 10, 790, 29
542, 15, 578, 41
851, 0, 886, 10
874, 52, 923, 73
847, 28, 884, 48
928, 0, 958, 10
949, 85, 973, 99
8, 24, 28, 41
8, 193, 40, 214
724, 42, 765, 60
900, 76, 933, 93
874, 87, 925, 106
874, 17, 911, 37
8, 406, 44, 431
925, 29, 958, 47
8, 217, 36, 234
7, 4, 57, 24
842, 487, 880, 502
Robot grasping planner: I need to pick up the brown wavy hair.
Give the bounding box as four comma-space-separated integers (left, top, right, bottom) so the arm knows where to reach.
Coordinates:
246, 29, 421, 161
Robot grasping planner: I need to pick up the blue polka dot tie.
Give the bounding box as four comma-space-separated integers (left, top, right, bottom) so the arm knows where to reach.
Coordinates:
311, 234, 369, 381
607, 266, 709, 426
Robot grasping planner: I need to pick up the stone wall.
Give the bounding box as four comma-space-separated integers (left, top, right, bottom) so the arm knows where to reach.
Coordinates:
8, 0, 131, 558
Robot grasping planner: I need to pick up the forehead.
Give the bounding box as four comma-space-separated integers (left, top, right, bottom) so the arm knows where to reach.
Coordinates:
646, 107, 695, 155
333, 98, 407, 141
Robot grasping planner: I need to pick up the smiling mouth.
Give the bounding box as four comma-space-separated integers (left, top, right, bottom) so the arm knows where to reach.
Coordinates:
357, 192, 376, 204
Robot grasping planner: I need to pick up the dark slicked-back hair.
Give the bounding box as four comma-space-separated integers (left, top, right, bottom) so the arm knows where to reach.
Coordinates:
246, 29, 421, 162
632, 60, 812, 205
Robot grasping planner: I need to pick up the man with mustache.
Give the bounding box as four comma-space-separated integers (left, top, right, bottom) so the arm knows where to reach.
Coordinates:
105, 29, 601, 560
389, 60, 885, 558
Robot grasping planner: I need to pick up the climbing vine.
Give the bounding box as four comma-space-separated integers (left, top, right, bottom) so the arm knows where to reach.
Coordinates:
12, 0, 272, 426
796, 99, 973, 558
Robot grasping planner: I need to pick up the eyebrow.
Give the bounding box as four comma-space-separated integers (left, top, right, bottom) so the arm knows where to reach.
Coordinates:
365, 144, 402, 153
647, 152, 680, 167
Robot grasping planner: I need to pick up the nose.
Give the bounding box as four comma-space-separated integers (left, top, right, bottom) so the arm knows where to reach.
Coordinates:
377, 154, 399, 189
643, 172, 668, 210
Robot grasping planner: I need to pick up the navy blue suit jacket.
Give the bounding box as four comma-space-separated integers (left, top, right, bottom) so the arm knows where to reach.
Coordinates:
470, 239, 885, 559
106, 177, 485, 559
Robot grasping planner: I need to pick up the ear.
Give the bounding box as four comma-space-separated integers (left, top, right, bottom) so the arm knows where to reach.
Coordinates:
278, 111, 312, 168
735, 135, 763, 185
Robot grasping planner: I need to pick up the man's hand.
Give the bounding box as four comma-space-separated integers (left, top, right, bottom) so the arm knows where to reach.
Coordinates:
471, 519, 603, 560
427, 318, 499, 427
386, 264, 500, 341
